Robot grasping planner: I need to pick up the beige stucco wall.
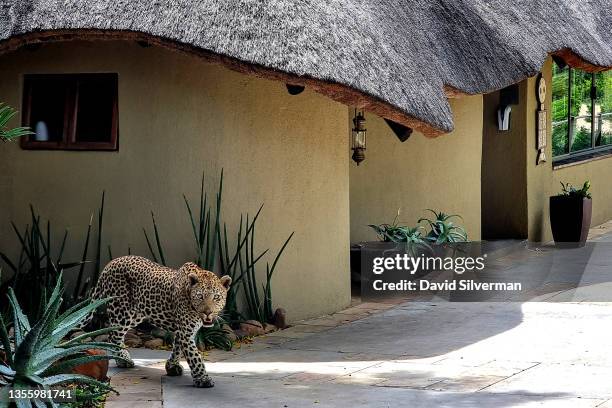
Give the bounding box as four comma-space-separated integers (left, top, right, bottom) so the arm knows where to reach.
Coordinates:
552, 160, 612, 231
481, 58, 612, 243
526, 59, 612, 242
349, 95, 483, 243
525, 59, 554, 242
0, 41, 351, 321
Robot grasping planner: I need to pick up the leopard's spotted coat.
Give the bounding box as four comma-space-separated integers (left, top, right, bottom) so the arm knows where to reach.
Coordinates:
87, 255, 231, 388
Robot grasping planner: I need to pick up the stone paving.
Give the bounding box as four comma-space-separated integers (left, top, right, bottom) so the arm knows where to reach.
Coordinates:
105, 229, 612, 408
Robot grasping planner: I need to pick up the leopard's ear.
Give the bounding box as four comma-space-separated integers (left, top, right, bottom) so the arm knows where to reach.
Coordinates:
188, 273, 199, 287
219, 275, 232, 290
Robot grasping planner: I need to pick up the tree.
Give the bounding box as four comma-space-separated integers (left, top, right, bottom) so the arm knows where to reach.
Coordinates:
0, 103, 32, 142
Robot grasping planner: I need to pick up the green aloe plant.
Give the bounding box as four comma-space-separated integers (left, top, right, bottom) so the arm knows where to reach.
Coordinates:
0, 273, 124, 407
418, 209, 468, 244
368, 209, 428, 244
0, 104, 33, 142
559, 180, 592, 199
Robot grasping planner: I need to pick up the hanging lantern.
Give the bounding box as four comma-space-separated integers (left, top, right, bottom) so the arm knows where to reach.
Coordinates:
351, 109, 367, 165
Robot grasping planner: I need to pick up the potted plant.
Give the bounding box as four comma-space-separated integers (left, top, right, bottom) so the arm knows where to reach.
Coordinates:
550, 181, 592, 246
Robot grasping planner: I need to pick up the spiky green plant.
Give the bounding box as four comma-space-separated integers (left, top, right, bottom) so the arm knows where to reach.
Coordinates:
143, 211, 166, 266
0, 104, 33, 142
418, 209, 468, 244
0, 273, 124, 407
232, 208, 294, 325
196, 318, 233, 352
559, 180, 592, 199
0, 195, 106, 321
368, 209, 429, 244
184, 170, 223, 270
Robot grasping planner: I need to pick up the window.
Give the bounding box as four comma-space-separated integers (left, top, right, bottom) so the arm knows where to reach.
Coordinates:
552, 65, 612, 159
21, 74, 119, 150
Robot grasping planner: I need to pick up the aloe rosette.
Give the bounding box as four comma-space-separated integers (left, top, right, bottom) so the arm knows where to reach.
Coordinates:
0, 274, 124, 408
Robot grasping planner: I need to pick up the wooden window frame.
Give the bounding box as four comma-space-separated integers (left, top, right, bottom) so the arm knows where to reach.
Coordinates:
21, 73, 119, 151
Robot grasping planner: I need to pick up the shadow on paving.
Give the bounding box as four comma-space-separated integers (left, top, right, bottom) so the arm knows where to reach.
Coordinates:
162, 374, 578, 408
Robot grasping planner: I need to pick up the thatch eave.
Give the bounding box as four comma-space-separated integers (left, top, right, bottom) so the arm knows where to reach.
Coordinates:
0, 1, 610, 137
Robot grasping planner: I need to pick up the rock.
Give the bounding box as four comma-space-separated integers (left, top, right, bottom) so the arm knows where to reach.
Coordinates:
144, 338, 164, 349
70, 330, 86, 339
124, 337, 142, 348
233, 329, 249, 339
124, 330, 139, 340
71, 349, 109, 381
239, 320, 265, 337
151, 328, 169, 339
94, 334, 109, 342
263, 323, 277, 334
273, 308, 288, 329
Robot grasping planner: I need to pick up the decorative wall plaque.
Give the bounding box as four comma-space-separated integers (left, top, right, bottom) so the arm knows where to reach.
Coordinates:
536, 76, 547, 164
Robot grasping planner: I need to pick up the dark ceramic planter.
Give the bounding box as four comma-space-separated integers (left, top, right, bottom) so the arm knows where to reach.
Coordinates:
549, 196, 592, 245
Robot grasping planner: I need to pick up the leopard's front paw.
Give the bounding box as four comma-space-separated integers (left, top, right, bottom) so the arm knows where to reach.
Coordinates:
115, 348, 135, 368
165, 361, 184, 376
193, 375, 215, 388
116, 358, 135, 368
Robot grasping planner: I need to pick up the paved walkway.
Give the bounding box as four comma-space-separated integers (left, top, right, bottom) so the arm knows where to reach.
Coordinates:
106, 227, 612, 408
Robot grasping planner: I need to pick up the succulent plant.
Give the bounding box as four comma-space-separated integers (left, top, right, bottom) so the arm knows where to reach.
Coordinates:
559, 181, 592, 199
368, 209, 428, 244
418, 210, 468, 244
0, 273, 124, 407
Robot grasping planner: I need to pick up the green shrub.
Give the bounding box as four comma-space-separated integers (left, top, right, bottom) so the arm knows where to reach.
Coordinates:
0, 273, 124, 407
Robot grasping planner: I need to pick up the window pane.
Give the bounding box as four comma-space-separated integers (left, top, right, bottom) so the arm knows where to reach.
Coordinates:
595, 70, 612, 147
75, 75, 116, 143
551, 64, 569, 156
28, 77, 67, 142
569, 70, 593, 152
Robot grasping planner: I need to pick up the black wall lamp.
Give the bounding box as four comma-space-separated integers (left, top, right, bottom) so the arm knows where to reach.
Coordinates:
286, 84, 305, 95
351, 109, 367, 165
384, 119, 413, 142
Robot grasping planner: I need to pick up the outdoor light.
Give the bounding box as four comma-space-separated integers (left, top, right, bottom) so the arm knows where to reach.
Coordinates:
351, 109, 367, 165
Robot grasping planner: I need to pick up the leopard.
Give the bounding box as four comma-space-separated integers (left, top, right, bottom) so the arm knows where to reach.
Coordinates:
84, 255, 232, 388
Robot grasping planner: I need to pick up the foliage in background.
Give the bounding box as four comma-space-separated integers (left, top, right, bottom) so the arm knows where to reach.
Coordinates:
195, 318, 233, 352
559, 180, 592, 199
225, 210, 294, 324
368, 209, 428, 244
370, 209, 468, 245
552, 65, 612, 156
0, 273, 123, 407
418, 210, 468, 244
0, 103, 32, 142
143, 170, 294, 341
0, 195, 106, 321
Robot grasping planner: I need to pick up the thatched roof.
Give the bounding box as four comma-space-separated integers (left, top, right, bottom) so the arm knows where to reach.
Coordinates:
0, 1, 610, 136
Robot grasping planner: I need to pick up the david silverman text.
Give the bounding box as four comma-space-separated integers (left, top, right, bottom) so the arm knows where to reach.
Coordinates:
373, 279, 522, 291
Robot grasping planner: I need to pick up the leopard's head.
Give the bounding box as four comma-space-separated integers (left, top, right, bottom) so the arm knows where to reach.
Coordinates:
181, 262, 232, 328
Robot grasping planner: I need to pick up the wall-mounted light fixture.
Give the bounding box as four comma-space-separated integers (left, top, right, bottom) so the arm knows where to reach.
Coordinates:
497, 84, 519, 131
351, 109, 367, 165
384, 119, 413, 142
286, 84, 305, 95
